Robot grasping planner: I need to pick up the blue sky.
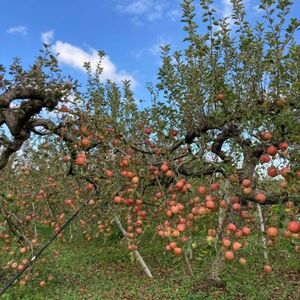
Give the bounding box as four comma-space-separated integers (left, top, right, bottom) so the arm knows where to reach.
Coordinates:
0, 0, 299, 102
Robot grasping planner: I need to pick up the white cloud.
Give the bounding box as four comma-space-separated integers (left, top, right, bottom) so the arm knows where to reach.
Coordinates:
131, 36, 169, 62
149, 37, 169, 56
120, 0, 149, 14
7, 25, 27, 35
131, 37, 169, 67
131, 48, 145, 59
221, 0, 253, 25
39, 31, 136, 86
221, 0, 233, 24
147, 4, 165, 21
117, 0, 180, 24
167, 9, 181, 22
41, 30, 55, 44
50, 40, 136, 86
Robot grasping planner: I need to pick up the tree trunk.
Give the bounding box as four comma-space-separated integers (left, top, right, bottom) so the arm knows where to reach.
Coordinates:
256, 203, 269, 263
192, 180, 230, 292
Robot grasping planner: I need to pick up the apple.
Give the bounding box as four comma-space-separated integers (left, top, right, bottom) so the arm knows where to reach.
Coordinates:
224, 251, 235, 261
287, 221, 300, 233
266, 227, 278, 237
255, 192, 267, 203
260, 131, 272, 141
267, 166, 278, 177
266, 145, 277, 156
215, 93, 225, 101
264, 265, 272, 273
242, 179, 251, 187
279, 142, 288, 151
259, 154, 271, 164
173, 247, 182, 256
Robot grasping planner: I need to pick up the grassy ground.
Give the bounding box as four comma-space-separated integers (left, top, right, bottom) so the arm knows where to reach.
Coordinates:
0, 227, 299, 300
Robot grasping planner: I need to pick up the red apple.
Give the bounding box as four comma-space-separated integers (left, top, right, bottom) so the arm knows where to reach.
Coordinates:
267, 166, 278, 177
266, 145, 277, 156
260, 154, 271, 164
287, 221, 300, 233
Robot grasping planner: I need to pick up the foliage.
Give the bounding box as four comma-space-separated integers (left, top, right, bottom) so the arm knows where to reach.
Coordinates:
0, 0, 299, 295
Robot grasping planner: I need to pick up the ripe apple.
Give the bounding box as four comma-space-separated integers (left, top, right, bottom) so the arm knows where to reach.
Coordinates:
169, 241, 177, 250
176, 179, 185, 190
232, 203, 241, 211
242, 179, 251, 187
287, 221, 300, 233
211, 182, 220, 191
86, 183, 94, 191
105, 170, 114, 177
220, 199, 228, 208
255, 192, 267, 203
267, 166, 278, 177
39, 280, 46, 287
206, 200, 216, 210
264, 265, 272, 273
266, 145, 277, 156
242, 227, 251, 236
232, 242, 242, 251
280, 166, 290, 177
260, 131, 273, 141
64, 199, 73, 206
17, 264, 24, 271
224, 251, 235, 261
173, 247, 182, 256
59, 105, 69, 113
222, 238, 231, 248
259, 154, 271, 164
215, 93, 225, 101
75, 152, 87, 166
227, 223, 237, 232
177, 224, 186, 232
235, 230, 243, 239
114, 196, 122, 204
171, 206, 179, 214
266, 227, 278, 237
20, 247, 27, 254
170, 130, 178, 138
279, 142, 288, 151
143, 127, 152, 135
197, 186, 206, 194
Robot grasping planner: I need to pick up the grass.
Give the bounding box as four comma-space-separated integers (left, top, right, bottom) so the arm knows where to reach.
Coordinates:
0, 227, 299, 300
